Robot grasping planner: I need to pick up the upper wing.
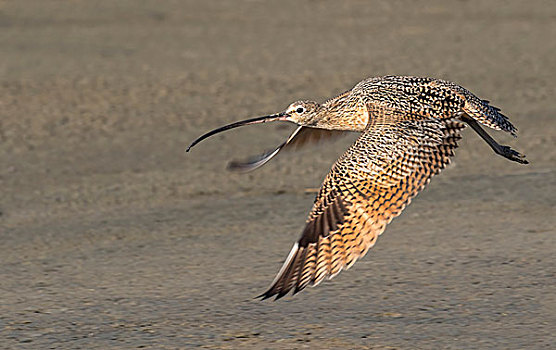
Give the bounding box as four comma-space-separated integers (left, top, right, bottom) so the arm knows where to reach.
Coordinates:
353, 76, 517, 135
228, 126, 351, 172
260, 108, 466, 299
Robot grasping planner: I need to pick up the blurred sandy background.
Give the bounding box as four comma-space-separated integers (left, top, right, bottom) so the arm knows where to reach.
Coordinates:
1, 1, 554, 349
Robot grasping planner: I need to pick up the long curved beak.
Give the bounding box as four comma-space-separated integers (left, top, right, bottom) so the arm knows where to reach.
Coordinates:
186, 112, 288, 152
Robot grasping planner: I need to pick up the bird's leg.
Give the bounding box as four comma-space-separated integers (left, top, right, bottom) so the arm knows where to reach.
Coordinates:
462, 116, 528, 164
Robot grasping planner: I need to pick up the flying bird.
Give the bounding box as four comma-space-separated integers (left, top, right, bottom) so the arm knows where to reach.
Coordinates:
186, 75, 528, 300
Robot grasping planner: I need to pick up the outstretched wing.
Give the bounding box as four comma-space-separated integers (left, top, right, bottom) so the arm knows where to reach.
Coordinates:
260, 108, 466, 299
228, 126, 351, 172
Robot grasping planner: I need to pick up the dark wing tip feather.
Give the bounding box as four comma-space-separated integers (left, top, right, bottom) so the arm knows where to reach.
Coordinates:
229, 127, 350, 173
227, 148, 280, 172
257, 243, 301, 300
258, 194, 350, 300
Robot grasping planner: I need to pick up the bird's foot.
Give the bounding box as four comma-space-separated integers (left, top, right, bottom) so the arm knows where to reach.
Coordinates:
498, 145, 528, 164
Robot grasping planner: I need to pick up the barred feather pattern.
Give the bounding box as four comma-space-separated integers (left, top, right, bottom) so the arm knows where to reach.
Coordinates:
260, 106, 466, 299
352, 76, 517, 135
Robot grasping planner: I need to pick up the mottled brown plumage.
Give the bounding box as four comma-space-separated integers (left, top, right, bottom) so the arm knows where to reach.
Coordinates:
186, 75, 528, 300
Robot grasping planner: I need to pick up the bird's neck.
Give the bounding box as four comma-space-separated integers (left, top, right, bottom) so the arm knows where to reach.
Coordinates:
312, 98, 368, 132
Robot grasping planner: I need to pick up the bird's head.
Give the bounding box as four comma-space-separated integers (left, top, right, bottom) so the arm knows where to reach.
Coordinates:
283, 100, 322, 125
186, 100, 324, 152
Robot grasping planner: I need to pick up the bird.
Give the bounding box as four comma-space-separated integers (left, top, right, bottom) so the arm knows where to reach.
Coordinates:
186, 75, 528, 300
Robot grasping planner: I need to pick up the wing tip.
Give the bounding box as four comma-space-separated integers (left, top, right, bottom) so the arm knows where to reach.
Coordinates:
256, 290, 279, 301
256, 287, 291, 301
256, 243, 300, 301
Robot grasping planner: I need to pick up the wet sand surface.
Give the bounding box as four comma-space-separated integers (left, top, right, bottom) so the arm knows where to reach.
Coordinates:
1, 1, 555, 349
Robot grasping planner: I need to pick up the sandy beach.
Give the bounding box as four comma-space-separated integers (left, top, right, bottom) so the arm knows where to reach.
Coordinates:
1, 1, 555, 348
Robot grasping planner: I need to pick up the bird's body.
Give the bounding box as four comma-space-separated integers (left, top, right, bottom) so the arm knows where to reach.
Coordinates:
187, 75, 527, 300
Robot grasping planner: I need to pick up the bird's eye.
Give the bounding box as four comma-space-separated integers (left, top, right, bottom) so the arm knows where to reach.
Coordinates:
296, 107, 305, 113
